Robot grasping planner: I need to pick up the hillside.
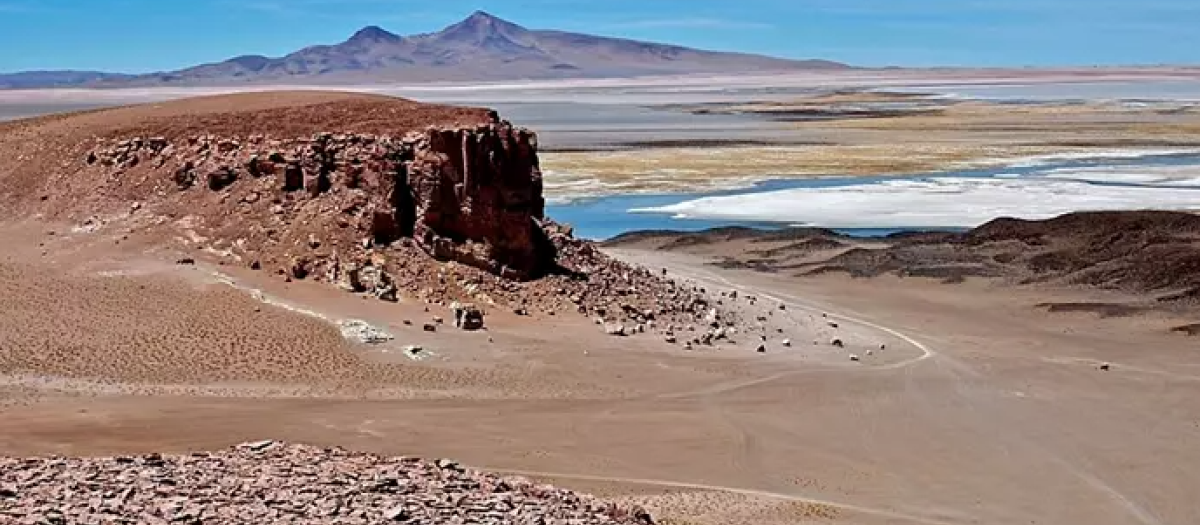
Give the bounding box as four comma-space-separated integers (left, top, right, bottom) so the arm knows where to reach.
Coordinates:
0, 91, 727, 339
606, 211, 1200, 308
0, 11, 848, 88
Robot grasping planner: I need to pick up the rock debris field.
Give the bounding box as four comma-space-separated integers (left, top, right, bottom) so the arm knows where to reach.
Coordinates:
0, 441, 655, 525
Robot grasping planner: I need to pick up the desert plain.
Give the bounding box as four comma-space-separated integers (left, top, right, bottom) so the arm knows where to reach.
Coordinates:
1, 71, 1199, 525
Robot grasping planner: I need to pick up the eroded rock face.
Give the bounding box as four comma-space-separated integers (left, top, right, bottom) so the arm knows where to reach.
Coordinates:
409, 126, 546, 280
88, 121, 548, 280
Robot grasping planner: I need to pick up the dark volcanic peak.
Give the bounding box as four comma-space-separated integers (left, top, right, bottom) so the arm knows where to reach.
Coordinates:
440, 10, 525, 39
0, 11, 848, 88
347, 25, 404, 44
422, 11, 547, 62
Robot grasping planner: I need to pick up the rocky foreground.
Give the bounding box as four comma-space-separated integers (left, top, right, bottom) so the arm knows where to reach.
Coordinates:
0, 442, 654, 525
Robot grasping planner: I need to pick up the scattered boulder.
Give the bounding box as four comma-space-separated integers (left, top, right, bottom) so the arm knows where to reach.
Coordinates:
173, 162, 196, 189
205, 166, 238, 191
705, 308, 720, 324
384, 505, 409, 521
403, 345, 426, 360
288, 257, 311, 280
338, 320, 394, 345
375, 284, 398, 303
451, 302, 485, 331
175, 257, 196, 265
283, 163, 304, 192
238, 440, 276, 452
604, 323, 627, 337
830, 338, 845, 348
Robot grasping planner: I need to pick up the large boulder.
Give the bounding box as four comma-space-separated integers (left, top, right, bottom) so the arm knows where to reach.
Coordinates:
206, 166, 238, 191
451, 302, 485, 330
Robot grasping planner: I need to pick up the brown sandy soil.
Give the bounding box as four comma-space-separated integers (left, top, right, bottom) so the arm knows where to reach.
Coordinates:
4, 217, 1200, 525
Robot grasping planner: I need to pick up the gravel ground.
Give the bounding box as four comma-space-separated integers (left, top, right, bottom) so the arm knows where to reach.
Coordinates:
0, 441, 655, 525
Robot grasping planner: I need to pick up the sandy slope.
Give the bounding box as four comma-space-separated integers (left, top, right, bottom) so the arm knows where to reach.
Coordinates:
3, 219, 1199, 525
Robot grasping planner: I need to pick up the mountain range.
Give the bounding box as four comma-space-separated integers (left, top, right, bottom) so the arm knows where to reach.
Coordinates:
0, 11, 848, 89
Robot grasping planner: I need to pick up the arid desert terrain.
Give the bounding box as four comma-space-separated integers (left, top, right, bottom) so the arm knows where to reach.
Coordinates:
1, 80, 1199, 525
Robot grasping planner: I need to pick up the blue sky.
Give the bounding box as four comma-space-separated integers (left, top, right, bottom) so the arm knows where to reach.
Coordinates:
1, 0, 1198, 72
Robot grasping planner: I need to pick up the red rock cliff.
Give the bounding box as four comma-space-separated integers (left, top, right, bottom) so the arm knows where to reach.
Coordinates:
86, 119, 550, 280
407, 124, 547, 280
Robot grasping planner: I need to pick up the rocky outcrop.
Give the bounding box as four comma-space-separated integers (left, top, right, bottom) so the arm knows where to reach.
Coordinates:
87, 118, 549, 281
0, 441, 656, 525
80, 113, 737, 336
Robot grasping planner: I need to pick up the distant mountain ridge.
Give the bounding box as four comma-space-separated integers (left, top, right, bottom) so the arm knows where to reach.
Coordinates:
0, 11, 848, 89
0, 70, 136, 89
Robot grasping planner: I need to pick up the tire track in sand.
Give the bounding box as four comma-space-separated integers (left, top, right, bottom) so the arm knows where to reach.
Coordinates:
657, 259, 1164, 525
484, 467, 964, 525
